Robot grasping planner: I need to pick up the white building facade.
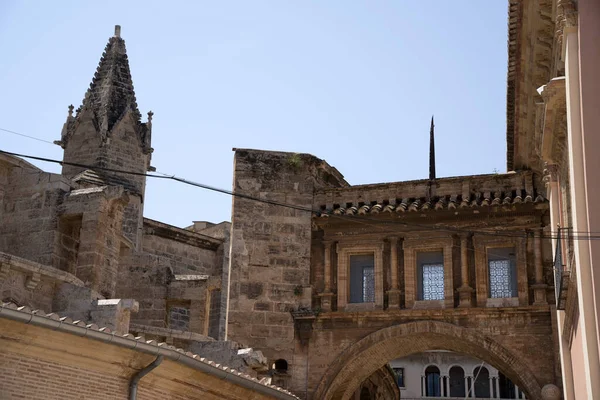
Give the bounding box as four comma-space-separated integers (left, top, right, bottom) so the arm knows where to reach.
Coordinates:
389, 351, 526, 399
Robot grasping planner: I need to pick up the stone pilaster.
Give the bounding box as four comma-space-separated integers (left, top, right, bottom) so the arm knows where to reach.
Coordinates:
457, 235, 474, 307
319, 240, 334, 312
386, 237, 401, 309
533, 230, 548, 305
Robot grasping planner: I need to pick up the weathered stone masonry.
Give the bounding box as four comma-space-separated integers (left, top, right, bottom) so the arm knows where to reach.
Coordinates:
227, 148, 561, 400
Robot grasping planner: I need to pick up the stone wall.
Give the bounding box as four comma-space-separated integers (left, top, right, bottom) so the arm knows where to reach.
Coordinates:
116, 253, 169, 328
58, 186, 128, 298
227, 149, 347, 395
142, 219, 222, 275
0, 162, 70, 267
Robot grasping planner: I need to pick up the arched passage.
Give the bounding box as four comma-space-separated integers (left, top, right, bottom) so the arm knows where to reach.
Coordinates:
313, 321, 544, 400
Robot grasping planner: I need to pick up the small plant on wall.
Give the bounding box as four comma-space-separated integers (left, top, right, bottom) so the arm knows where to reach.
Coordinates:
287, 153, 303, 170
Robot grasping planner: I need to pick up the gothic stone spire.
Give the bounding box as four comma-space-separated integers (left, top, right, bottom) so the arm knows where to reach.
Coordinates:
429, 115, 436, 181
58, 26, 151, 153
82, 24, 142, 136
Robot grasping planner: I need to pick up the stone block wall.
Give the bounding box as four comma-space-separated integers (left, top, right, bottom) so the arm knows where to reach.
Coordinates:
116, 253, 169, 328
115, 252, 220, 338
142, 221, 221, 275
58, 186, 128, 298
227, 149, 346, 393
0, 165, 70, 267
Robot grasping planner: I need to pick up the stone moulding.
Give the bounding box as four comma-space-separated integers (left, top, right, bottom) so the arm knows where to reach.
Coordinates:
0, 251, 85, 288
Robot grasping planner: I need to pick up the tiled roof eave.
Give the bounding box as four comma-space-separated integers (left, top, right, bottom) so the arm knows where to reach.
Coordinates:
316, 197, 547, 218
0, 302, 298, 400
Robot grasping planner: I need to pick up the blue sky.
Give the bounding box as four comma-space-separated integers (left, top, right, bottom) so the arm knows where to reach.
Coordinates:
0, 1, 508, 228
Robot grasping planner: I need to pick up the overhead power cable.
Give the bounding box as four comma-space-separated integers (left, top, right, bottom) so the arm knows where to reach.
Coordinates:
0, 127, 55, 145
1, 147, 598, 242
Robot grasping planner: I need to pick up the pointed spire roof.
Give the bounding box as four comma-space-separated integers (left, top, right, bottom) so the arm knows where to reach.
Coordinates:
429, 116, 436, 180
80, 25, 142, 135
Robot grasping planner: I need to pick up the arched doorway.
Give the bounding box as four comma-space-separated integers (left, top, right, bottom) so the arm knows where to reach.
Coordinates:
313, 321, 543, 400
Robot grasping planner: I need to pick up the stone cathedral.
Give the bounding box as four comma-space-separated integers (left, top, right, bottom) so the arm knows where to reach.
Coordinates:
0, 9, 566, 400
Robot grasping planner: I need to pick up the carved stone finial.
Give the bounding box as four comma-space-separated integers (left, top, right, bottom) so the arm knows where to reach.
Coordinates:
147, 110, 154, 123
541, 384, 561, 400
68, 104, 74, 117
114, 25, 121, 38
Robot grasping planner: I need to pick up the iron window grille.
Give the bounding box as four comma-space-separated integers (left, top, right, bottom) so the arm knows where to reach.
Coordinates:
422, 263, 445, 300
362, 267, 375, 303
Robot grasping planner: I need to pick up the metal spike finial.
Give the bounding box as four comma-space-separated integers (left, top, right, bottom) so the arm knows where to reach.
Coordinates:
429, 115, 436, 180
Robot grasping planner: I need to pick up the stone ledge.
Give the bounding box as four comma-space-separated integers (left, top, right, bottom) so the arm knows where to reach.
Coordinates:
129, 323, 215, 342
0, 251, 84, 287
143, 218, 223, 250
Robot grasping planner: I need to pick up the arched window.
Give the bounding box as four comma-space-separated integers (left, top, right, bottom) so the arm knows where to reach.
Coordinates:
499, 372, 517, 398
449, 366, 466, 397
473, 366, 490, 398
360, 386, 372, 400
274, 359, 288, 373
425, 365, 441, 397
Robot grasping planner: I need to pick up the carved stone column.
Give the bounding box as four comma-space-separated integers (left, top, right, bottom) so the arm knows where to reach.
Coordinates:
386, 236, 401, 308
457, 235, 474, 307
318, 240, 334, 312
532, 230, 548, 305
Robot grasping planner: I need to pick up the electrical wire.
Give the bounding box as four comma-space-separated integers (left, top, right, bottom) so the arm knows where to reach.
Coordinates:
0, 127, 55, 145
2, 147, 598, 243
0, 125, 597, 241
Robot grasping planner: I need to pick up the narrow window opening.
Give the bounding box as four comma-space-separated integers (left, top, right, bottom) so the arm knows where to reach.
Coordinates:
393, 367, 405, 388
274, 359, 288, 373
208, 289, 221, 339
349, 254, 375, 303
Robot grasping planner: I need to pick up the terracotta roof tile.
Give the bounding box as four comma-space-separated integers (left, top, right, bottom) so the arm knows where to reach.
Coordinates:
317, 190, 546, 218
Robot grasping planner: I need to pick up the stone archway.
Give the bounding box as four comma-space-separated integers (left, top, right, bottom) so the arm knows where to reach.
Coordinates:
313, 320, 545, 400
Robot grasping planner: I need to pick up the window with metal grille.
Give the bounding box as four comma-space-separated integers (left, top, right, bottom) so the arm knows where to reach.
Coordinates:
350, 255, 375, 303
422, 264, 445, 300
362, 266, 375, 302
417, 251, 445, 301
488, 248, 517, 298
